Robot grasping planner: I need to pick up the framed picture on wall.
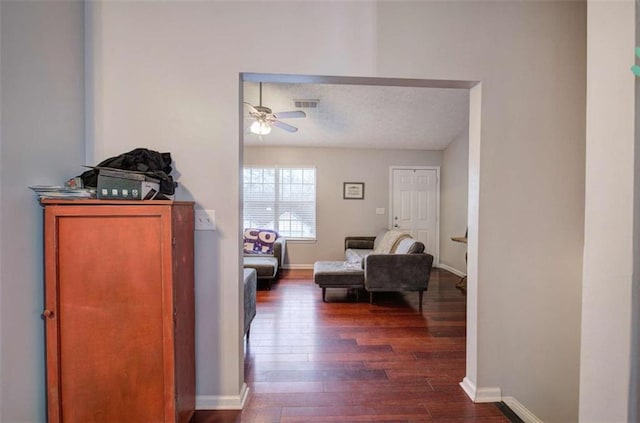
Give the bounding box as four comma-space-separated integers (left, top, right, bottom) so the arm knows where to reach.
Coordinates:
343, 182, 365, 200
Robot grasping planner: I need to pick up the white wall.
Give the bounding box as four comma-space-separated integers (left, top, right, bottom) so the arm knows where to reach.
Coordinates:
86, 0, 380, 408
1, 2, 3, 416
439, 129, 469, 275
632, 3, 640, 419
245, 146, 443, 266
0, 1, 85, 421
0, 1, 585, 420
580, 1, 636, 421
377, 3, 586, 421
1, 3, 4, 416
90, 1, 586, 419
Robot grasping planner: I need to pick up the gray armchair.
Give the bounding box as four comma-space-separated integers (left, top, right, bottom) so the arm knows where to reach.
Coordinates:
244, 237, 286, 290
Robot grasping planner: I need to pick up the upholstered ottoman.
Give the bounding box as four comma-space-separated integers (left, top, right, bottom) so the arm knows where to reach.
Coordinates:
243, 268, 257, 339
244, 256, 278, 290
313, 261, 365, 302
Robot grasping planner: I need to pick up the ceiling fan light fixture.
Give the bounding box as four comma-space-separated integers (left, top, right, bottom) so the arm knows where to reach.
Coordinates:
245, 82, 305, 134
250, 120, 271, 135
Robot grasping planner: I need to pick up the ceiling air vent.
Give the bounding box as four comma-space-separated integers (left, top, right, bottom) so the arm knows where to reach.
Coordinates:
293, 99, 320, 109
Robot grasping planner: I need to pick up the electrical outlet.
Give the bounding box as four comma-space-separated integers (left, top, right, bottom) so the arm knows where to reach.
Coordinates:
376, 208, 385, 215
195, 209, 216, 231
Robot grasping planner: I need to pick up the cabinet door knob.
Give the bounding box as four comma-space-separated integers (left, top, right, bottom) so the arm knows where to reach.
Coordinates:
42, 309, 55, 319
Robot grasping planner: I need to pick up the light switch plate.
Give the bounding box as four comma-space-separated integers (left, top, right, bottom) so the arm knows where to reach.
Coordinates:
195, 209, 216, 230
376, 208, 385, 215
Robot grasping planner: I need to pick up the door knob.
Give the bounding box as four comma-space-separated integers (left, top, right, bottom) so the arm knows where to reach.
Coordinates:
41, 309, 55, 319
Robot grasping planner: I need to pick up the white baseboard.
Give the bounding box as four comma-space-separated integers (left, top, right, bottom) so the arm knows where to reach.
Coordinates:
503, 396, 543, 423
475, 386, 502, 403
282, 264, 314, 270
196, 383, 249, 410
437, 263, 466, 278
460, 380, 540, 422
460, 377, 477, 399
459, 377, 502, 402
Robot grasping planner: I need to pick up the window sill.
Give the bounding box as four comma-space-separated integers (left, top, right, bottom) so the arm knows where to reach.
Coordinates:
284, 238, 317, 244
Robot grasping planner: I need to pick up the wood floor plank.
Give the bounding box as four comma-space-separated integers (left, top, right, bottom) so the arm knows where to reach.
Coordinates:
279, 404, 429, 418
191, 268, 511, 423
251, 381, 324, 394
248, 392, 353, 408
322, 379, 436, 393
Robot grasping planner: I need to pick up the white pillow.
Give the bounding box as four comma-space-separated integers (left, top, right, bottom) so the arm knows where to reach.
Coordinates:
394, 238, 416, 254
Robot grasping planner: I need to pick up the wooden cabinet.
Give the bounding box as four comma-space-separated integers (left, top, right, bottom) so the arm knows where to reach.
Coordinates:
41, 200, 195, 423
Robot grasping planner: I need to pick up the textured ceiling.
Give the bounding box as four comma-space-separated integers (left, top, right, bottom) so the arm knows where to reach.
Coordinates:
243, 81, 470, 150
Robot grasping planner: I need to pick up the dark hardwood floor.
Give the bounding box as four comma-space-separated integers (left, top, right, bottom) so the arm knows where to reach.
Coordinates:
192, 268, 511, 422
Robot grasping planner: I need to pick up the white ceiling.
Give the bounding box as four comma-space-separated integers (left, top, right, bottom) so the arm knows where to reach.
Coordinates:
242, 81, 470, 150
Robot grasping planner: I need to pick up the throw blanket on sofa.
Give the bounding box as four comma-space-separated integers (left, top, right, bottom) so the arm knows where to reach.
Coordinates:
244, 228, 279, 254
373, 230, 410, 254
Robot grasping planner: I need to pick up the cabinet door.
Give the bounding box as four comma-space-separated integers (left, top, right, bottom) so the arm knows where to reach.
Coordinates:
44, 206, 175, 422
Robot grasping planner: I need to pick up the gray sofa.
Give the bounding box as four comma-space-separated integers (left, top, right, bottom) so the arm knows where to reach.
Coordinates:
243, 268, 257, 339
347, 231, 433, 307
244, 237, 286, 290
315, 230, 434, 308
344, 229, 426, 265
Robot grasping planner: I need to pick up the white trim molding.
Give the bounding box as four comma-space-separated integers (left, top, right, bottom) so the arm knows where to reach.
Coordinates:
475, 386, 502, 403
460, 380, 541, 422
437, 263, 466, 278
282, 264, 314, 270
503, 397, 543, 423
459, 377, 502, 402
196, 383, 250, 410
460, 377, 477, 400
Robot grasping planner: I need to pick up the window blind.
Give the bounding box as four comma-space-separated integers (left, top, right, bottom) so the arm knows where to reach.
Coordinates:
243, 166, 316, 239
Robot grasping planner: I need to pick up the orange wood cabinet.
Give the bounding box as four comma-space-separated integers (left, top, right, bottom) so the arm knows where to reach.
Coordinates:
41, 200, 195, 423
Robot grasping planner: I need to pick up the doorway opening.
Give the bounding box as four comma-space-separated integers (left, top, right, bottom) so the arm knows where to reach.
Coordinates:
239, 72, 482, 398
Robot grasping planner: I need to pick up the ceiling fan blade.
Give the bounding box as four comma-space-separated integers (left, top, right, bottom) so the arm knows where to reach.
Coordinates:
273, 110, 306, 119
272, 120, 299, 133
243, 102, 259, 114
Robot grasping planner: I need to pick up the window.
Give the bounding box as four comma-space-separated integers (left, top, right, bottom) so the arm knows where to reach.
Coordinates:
243, 166, 316, 239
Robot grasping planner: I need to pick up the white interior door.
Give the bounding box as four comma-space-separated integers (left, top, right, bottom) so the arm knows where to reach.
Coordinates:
391, 167, 439, 263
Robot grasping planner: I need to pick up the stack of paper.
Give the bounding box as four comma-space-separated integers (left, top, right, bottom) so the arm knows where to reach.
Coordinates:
29, 185, 95, 199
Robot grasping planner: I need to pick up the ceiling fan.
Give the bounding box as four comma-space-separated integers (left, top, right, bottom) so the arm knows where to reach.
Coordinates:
244, 82, 306, 135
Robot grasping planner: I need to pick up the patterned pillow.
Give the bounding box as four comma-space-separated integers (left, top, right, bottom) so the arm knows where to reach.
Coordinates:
244, 228, 279, 255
